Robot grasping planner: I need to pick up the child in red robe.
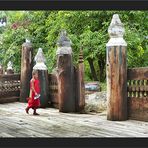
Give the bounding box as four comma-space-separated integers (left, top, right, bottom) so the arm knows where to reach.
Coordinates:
25, 70, 41, 115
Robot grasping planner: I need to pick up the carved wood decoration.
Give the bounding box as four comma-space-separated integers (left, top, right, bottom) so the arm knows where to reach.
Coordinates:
6, 61, 14, 74
0, 74, 20, 103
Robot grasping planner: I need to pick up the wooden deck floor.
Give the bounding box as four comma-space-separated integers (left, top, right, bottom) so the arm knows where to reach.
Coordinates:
0, 102, 148, 137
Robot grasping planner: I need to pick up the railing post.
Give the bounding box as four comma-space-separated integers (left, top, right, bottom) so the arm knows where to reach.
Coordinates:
106, 14, 127, 121
33, 48, 49, 108
6, 61, 14, 74
56, 30, 75, 112
20, 39, 33, 102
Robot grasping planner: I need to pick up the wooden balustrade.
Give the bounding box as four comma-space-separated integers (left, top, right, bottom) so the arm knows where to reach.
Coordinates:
127, 67, 148, 121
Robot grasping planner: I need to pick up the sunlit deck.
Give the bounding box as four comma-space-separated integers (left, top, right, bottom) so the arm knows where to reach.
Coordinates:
0, 102, 148, 137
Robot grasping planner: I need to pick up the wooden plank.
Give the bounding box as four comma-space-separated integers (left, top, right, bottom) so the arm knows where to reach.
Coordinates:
0, 132, 15, 137
0, 102, 148, 137
0, 97, 19, 103
0, 74, 20, 81
0, 91, 19, 98
128, 97, 148, 121
127, 67, 148, 80
0, 119, 53, 137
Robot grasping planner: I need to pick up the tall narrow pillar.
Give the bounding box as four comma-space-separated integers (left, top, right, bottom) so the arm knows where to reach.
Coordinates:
106, 14, 127, 121
33, 48, 49, 108
0, 64, 3, 74
20, 39, 33, 102
77, 48, 85, 112
56, 30, 75, 112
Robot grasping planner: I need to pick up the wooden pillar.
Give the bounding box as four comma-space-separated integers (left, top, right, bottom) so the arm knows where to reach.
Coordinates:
33, 48, 49, 108
0, 64, 3, 74
106, 14, 127, 121
56, 30, 75, 112
20, 39, 33, 102
77, 48, 85, 112
6, 61, 14, 74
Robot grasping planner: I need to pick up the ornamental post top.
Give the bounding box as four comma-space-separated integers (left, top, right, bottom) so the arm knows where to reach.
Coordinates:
106, 14, 127, 46
33, 48, 47, 70
57, 30, 72, 47
7, 61, 13, 70
79, 47, 84, 63
34, 48, 46, 63
22, 39, 32, 48
56, 30, 72, 55
25, 39, 31, 43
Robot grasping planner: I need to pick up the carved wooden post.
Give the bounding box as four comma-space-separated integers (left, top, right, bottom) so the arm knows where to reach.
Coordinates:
56, 30, 75, 112
0, 64, 3, 74
77, 48, 85, 112
33, 48, 49, 108
106, 14, 127, 121
6, 61, 14, 74
20, 39, 33, 102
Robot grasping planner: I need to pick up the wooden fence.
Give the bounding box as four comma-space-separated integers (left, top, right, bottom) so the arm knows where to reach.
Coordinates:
0, 74, 20, 103
127, 67, 148, 121
0, 73, 59, 106
1, 68, 148, 122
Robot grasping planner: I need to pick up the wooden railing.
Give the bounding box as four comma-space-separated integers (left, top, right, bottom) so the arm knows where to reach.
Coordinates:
0, 74, 20, 103
127, 67, 148, 121
127, 67, 148, 97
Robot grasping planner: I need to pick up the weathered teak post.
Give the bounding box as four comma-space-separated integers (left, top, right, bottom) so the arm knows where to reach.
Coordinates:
20, 39, 33, 102
56, 30, 75, 112
33, 48, 49, 108
6, 61, 14, 74
106, 14, 127, 121
0, 64, 3, 74
77, 48, 85, 112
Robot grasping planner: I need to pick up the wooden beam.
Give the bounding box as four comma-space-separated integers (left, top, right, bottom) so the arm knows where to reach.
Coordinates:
127, 67, 148, 80
0, 74, 20, 81
128, 97, 148, 121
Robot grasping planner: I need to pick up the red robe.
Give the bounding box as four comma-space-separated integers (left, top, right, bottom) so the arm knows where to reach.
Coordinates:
27, 79, 41, 108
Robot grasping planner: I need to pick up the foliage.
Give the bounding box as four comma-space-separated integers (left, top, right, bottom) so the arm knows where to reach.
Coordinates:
0, 11, 147, 81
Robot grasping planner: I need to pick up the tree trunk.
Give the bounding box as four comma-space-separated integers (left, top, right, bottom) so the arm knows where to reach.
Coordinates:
98, 56, 105, 82
87, 58, 98, 81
